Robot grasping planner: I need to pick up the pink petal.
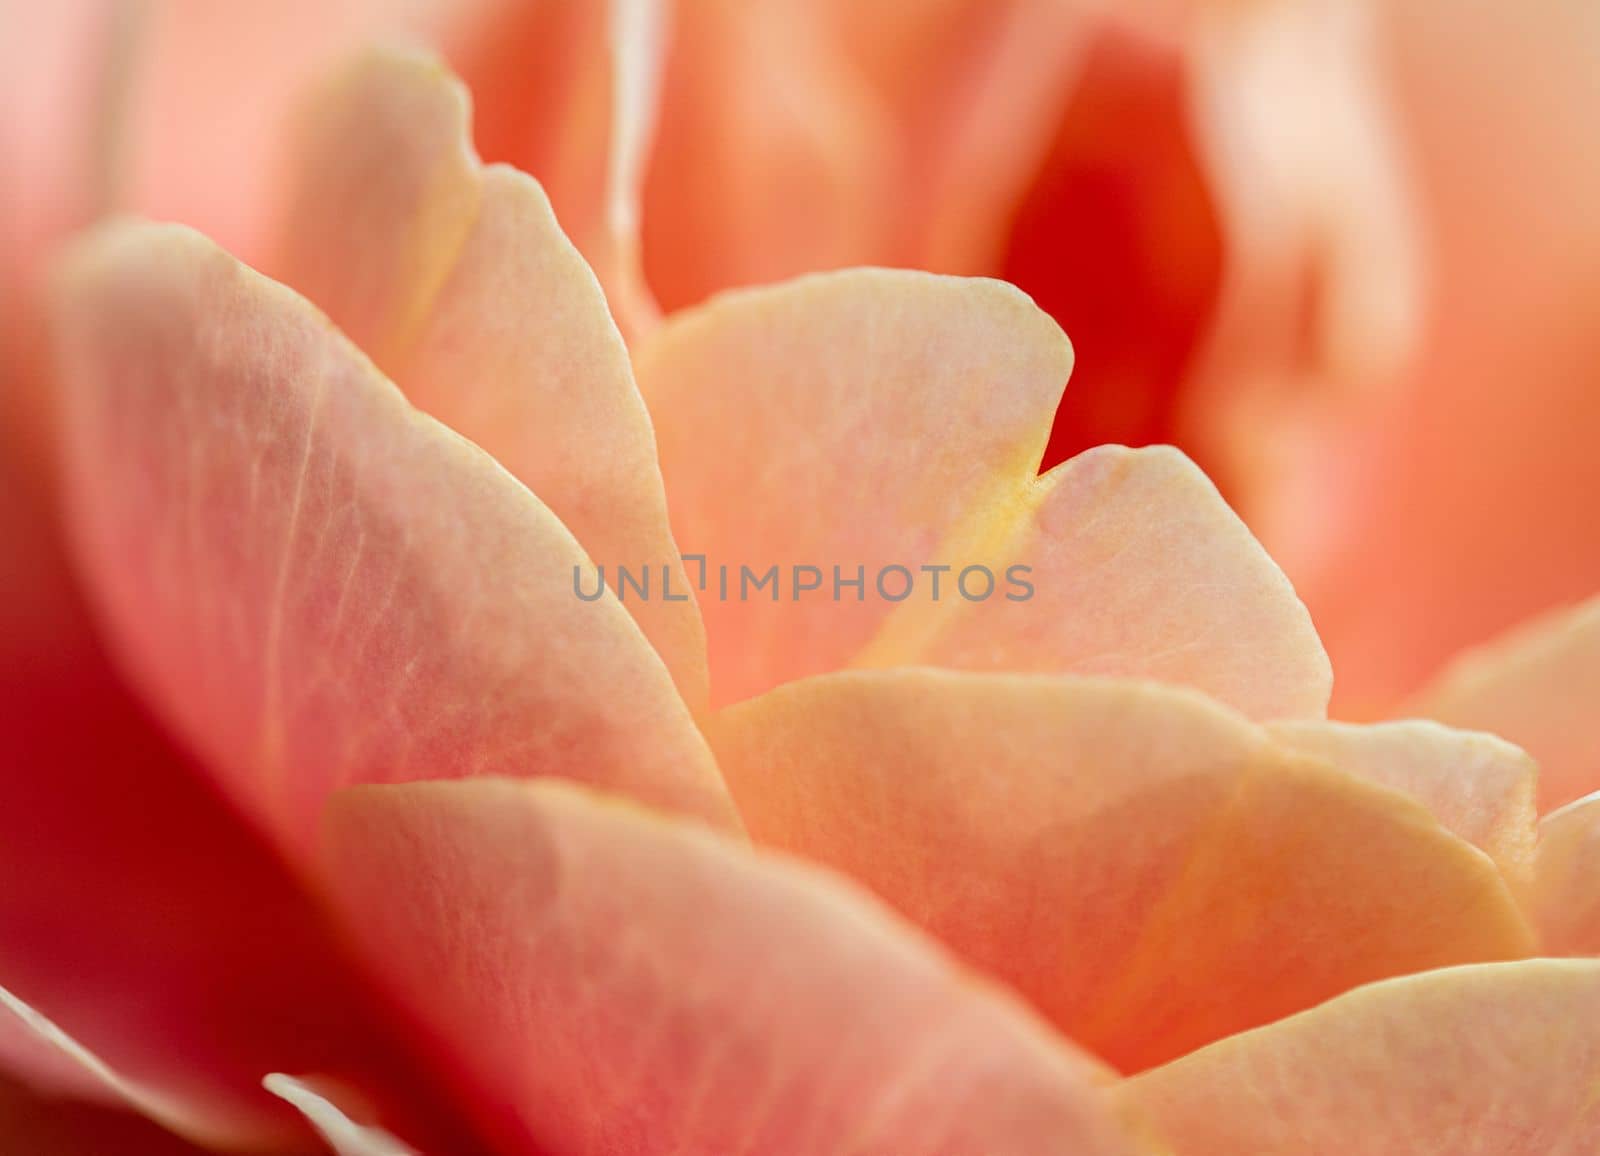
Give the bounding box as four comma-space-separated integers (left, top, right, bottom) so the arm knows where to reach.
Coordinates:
708, 669, 1532, 1072
1407, 595, 1600, 813
855, 444, 1331, 721
640, 0, 1095, 312
1239, 3, 1600, 713
439, 0, 660, 335
1266, 718, 1538, 881
274, 51, 705, 701
320, 778, 1150, 1156
637, 268, 1072, 707
51, 221, 735, 859
0, 451, 487, 1153
1118, 960, 1600, 1154
1530, 794, 1600, 957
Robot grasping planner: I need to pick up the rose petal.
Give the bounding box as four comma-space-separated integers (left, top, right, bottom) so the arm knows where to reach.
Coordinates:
637, 268, 1071, 707
1407, 595, 1600, 813
1241, 3, 1600, 713
641, 1, 894, 312
708, 669, 1533, 1072
1530, 793, 1600, 957
999, 23, 1226, 470
265, 1075, 418, 1156
854, 444, 1332, 721
272, 50, 706, 700
437, 0, 662, 335
0, 1073, 217, 1156
272, 50, 479, 367
52, 221, 735, 857
1266, 718, 1537, 881
0, 447, 488, 1154
0, 985, 243, 1148
641, 1, 1096, 312
320, 778, 1150, 1156
1117, 960, 1600, 1155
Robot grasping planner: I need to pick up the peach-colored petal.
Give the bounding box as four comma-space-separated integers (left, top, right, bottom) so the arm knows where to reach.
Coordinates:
1530, 794, 1600, 957
1407, 595, 1600, 814
265, 1075, 418, 1156
855, 445, 1331, 721
811, 0, 1095, 274
52, 221, 735, 857
437, 0, 662, 335
320, 778, 1150, 1156
1241, 3, 1600, 713
641, 0, 894, 312
637, 268, 1072, 707
272, 50, 479, 368
641, 1, 1098, 312
1266, 718, 1538, 881
272, 51, 705, 700
708, 669, 1532, 1072
118, 0, 449, 266
1118, 960, 1600, 1154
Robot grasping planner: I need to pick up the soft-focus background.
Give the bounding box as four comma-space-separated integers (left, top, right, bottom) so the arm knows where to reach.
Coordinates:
5, 0, 1598, 717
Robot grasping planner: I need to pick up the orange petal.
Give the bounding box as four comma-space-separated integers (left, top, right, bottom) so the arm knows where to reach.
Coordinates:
1407, 595, 1600, 813
641, 1, 1098, 312
52, 221, 735, 857
1266, 718, 1537, 881
272, 51, 705, 700
1238, 4, 1600, 714
636, 269, 1071, 707
854, 444, 1331, 721
708, 669, 1533, 1072
1530, 794, 1600, 957
1118, 960, 1600, 1155
320, 779, 1149, 1156
437, 0, 660, 336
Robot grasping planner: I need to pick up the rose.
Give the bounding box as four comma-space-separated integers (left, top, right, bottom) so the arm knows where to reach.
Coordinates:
5, 9, 1600, 1156
12, 0, 1599, 708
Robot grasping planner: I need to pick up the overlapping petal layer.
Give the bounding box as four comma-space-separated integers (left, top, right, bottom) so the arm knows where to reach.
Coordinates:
708, 670, 1532, 1072
1118, 960, 1600, 1154
640, 270, 1329, 718
1265, 718, 1537, 881
1530, 795, 1600, 957
638, 269, 1071, 706
1408, 596, 1600, 814
854, 444, 1331, 721
0, 446, 485, 1154
320, 778, 1150, 1156
640, 0, 1091, 313
272, 51, 705, 701
1245, 1, 1600, 712
51, 222, 736, 859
